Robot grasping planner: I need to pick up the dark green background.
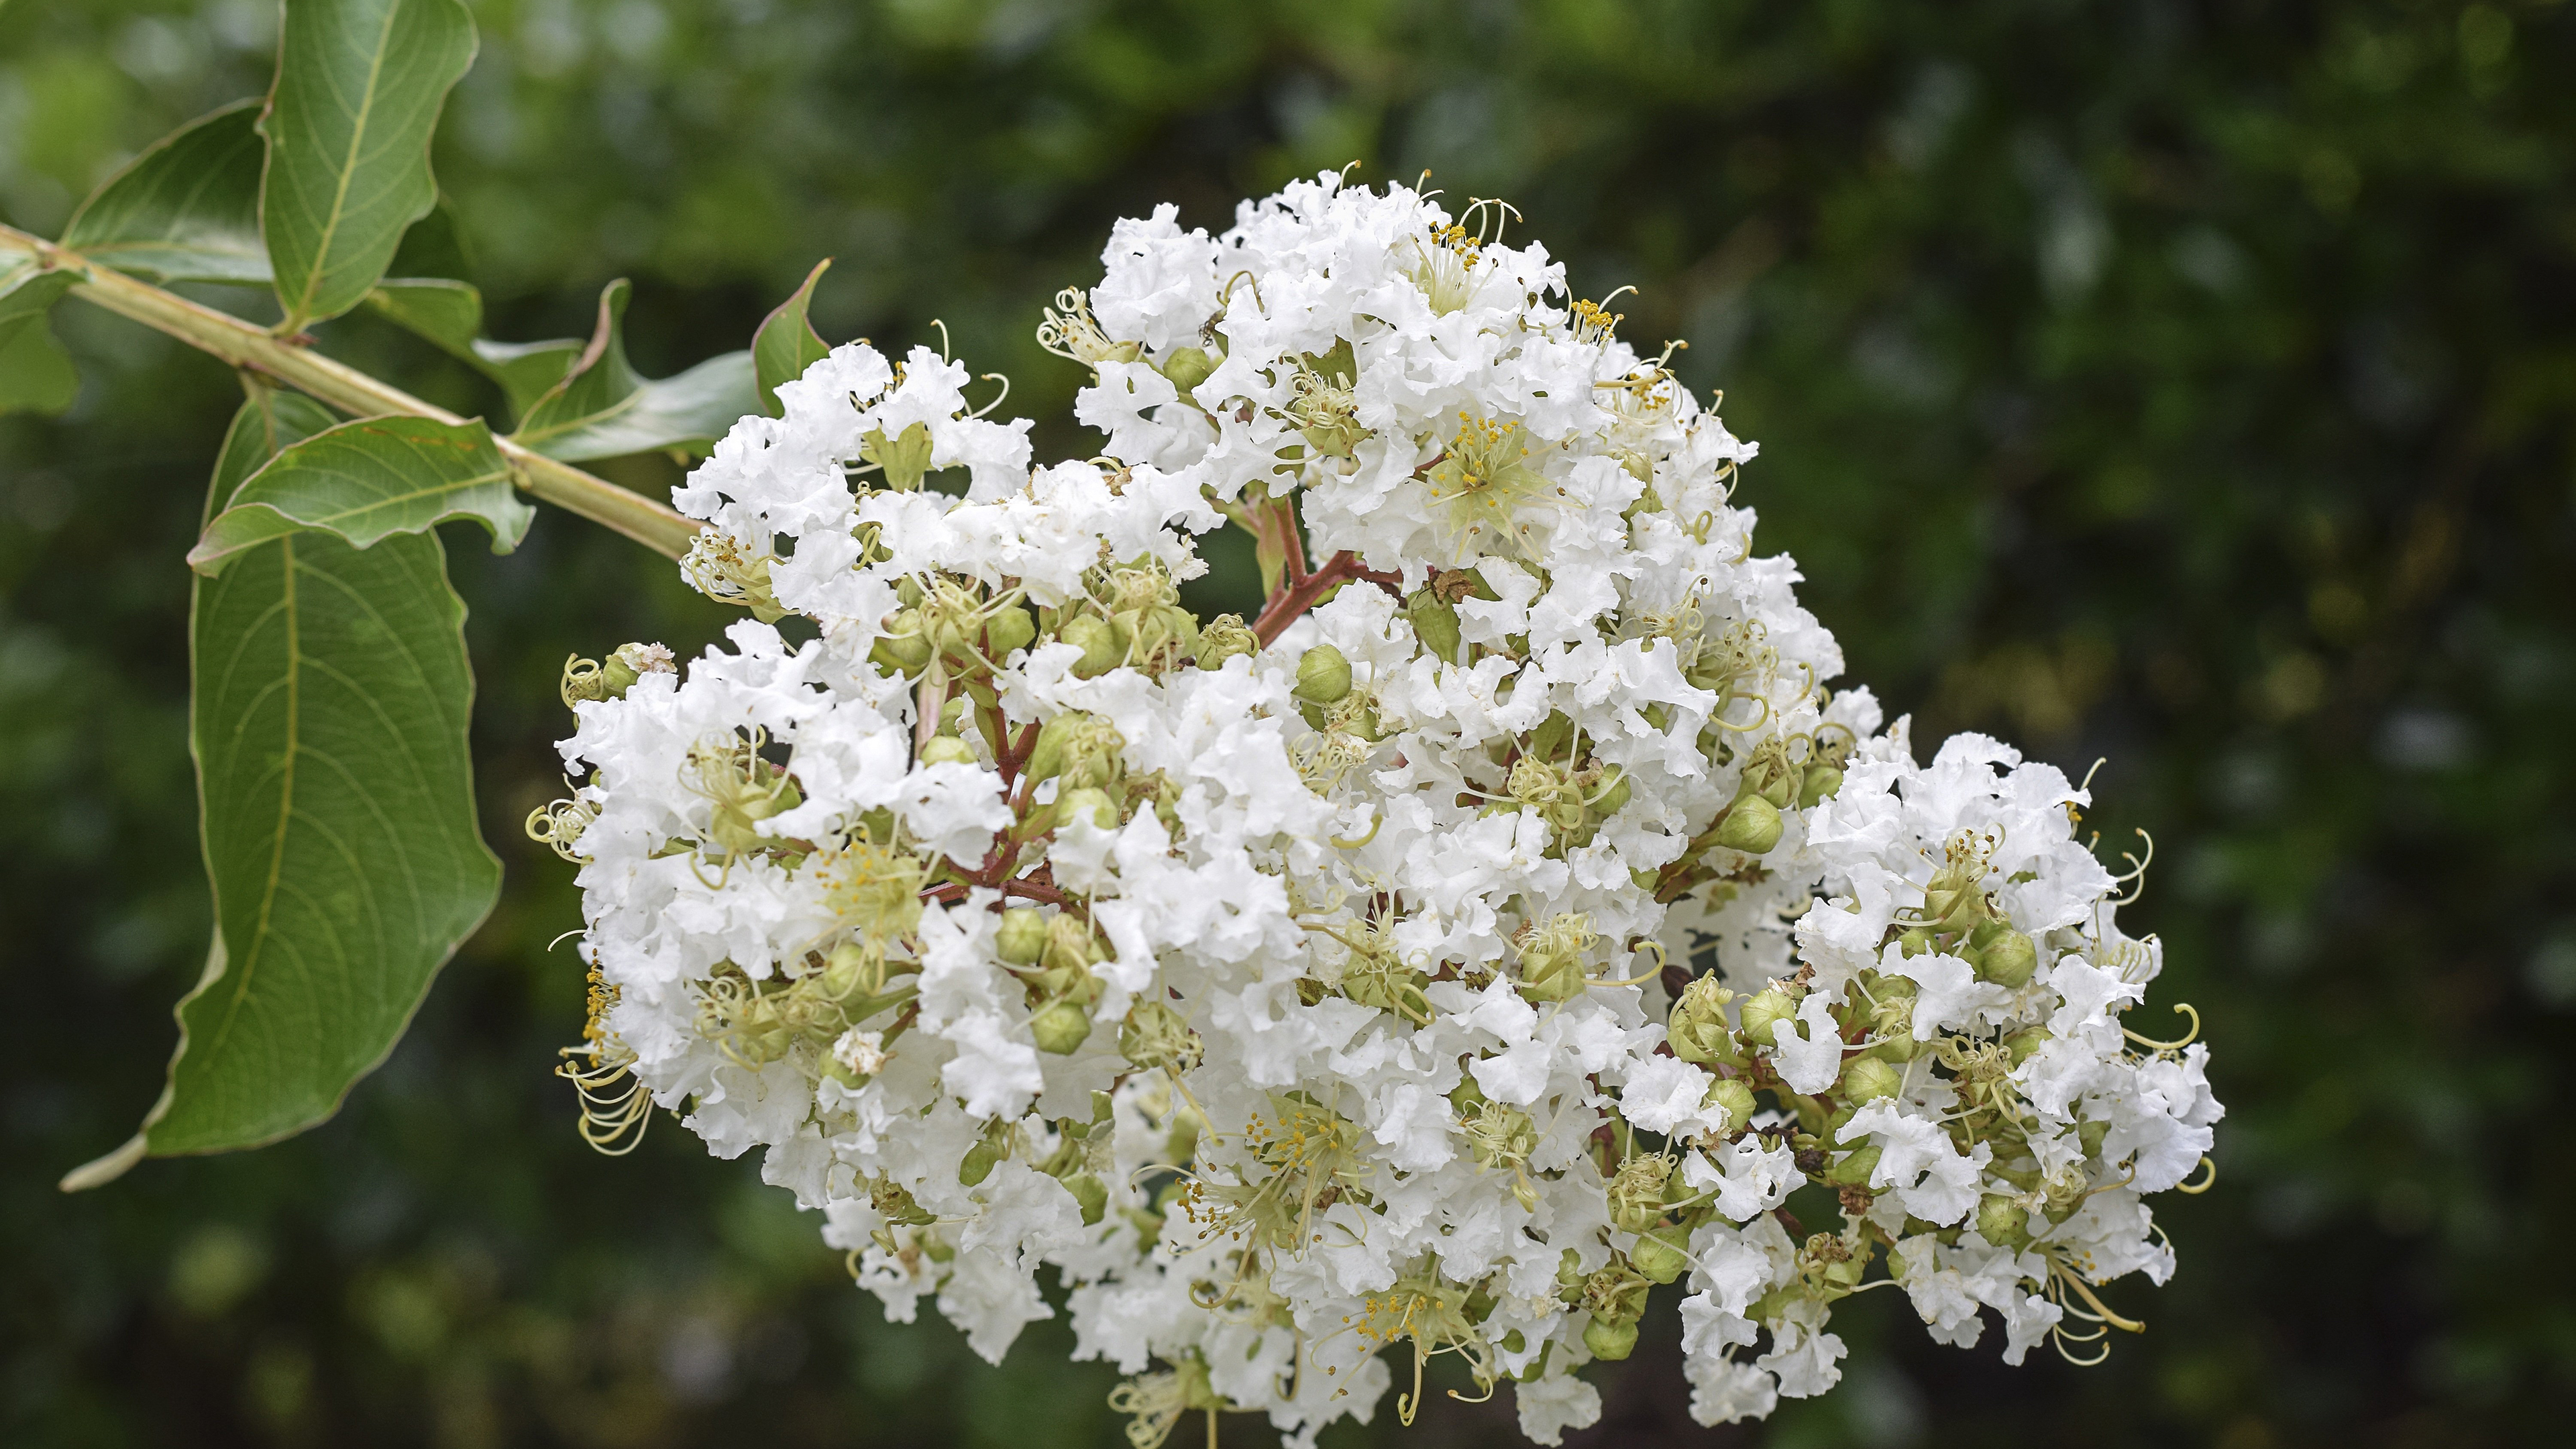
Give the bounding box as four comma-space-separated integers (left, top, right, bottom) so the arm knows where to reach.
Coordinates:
3, 1, 2569, 1445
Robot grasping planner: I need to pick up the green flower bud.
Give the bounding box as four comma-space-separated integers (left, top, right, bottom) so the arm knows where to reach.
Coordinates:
983, 604, 1036, 660
1063, 1171, 1110, 1226
1837, 1055, 1902, 1104
1975, 928, 2039, 988
1062, 614, 1126, 678
1714, 795, 1783, 855
996, 907, 1047, 965
919, 735, 976, 766
1976, 1191, 2033, 1251
871, 611, 932, 675
1705, 1077, 1758, 1136
820, 939, 883, 1000
1630, 1227, 1690, 1285
1157, 345, 1215, 392
1194, 614, 1255, 669
1582, 1315, 1640, 1362
959, 1136, 1004, 1187
1738, 985, 1798, 1046
1057, 786, 1120, 830
1292, 643, 1352, 704
1031, 1000, 1093, 1055
2002, 1026, 2051, 1065
1823, 1142, 1882, 1187
1797, 764, 1843, 808
1407, 591, 1462, 665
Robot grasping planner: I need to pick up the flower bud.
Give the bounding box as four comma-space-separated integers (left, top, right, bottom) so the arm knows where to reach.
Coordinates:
1629, 1227, 1690, 1285
1738, 985, 1797, 1046
1582, 1315, 1640, 1362
1974, 928, 2038, 988
1976, 1191, 2033, 1250
1031, 1000, 1093, 1055
1714, 796, 1783, 855
1157, 345, 1215, 392
1797, 764, 1843, 808
1194, 614, 1255, 668
2002, 1025, 2051, 1065
1292, 643, 1352, 704
820, 939, 882, 1000
1704, 1077, 1758, 1136
983, 604, 1036, 660
1062, 614, 1126, 678
1837, 1055, 1901, 1104
871, 611, 932, 675
918, 735, 977, 766
1407, 591, 1462, 665
1057, 786, 1120, 830
959, 1135, 1004, 1187
1042, 913, 1102, 974
996, 907, 1047, 965
1823, 1142, 1882, 1187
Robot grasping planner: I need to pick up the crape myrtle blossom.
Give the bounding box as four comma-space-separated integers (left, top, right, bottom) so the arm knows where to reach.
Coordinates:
532, 174, 2221, 1446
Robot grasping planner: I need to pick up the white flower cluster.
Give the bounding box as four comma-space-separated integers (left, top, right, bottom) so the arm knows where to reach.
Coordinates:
537, 174, 2221, 1446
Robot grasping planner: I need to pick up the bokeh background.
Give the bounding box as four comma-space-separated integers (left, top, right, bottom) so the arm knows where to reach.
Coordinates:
5, 1, 2572, 1445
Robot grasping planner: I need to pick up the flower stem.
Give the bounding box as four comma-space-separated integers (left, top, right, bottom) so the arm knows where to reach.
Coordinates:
0, 225, 701, 559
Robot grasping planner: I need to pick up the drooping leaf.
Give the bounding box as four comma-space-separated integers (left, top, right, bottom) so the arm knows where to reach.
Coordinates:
754, 258, 833, 417
61, 99, 271, 285
0, 264, 78, 416
261, 0, 478, 331
509, 278, 758, 462
190, 415, 534, 575
61, 390, 500, 1185
366, 278, 582, 421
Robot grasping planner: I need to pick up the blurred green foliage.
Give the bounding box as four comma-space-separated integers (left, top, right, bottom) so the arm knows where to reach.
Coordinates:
5, 1, 2572, 1445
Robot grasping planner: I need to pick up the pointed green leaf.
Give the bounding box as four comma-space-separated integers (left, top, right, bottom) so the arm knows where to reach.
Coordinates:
191, 415, 534, 575
62, 99, 271, 285
755, 258, 833, 417
0, 264, 78, 416
62, 391, 500, 1183
365, 278, 582, 421
510, 279, 758, 462
261, 0, 478, 331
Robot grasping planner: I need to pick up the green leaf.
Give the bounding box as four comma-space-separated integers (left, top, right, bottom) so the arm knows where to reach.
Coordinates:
261, 0, 478, 331
62, 390, 500, 1185
0, 264, 78, 416
365, 278, 582, 421
755, 258, 833, 417
61, 99, 271, 285
190, 415, 534, 576
510, 278, 758, 462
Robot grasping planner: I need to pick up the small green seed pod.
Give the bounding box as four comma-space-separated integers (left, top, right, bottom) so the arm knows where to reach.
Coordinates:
1705, 1076, 1758, 1135
1737, 985, 1798, 1046
1838, 1055, 1902, 1104
1714, 796, 1784, 854
1975, 928, 2039, 988
1582, 1315, 1640, 1362
983, 604, 1036, 659
1292, 643, 1352, 704
1062, 614, 1125, 678
1976, 1191, 2034, 1251
1057, 786, 1119, 830
1030, 1000, 1093, 1055
996, 907, 1047, 965
1157, 345, 1215, 392
1629, 1228, 1690, 1285
918, 735, 977, 766
1797, 764, 1843, 808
